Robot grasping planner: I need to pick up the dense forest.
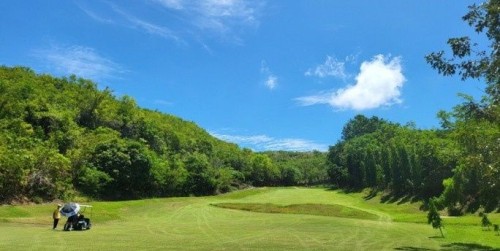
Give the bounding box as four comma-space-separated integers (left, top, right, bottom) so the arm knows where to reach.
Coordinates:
0, 1, 498, 216
0, 66, 330, 203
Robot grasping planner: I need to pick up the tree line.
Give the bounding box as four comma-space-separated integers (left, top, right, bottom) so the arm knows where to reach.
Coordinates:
326, 115, 457, 199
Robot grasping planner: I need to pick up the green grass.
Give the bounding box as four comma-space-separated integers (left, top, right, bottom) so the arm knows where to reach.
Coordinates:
212, 203, 380, 220
0, 187, 498, 250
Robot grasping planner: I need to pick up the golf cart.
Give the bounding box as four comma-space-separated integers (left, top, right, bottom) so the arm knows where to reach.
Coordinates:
60, 203, 92, 231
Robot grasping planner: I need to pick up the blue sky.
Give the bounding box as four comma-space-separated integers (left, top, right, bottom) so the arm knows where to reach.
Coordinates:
1, 0, 487, 152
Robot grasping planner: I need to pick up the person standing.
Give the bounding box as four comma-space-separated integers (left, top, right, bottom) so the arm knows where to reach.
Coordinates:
53, 204, 61, 229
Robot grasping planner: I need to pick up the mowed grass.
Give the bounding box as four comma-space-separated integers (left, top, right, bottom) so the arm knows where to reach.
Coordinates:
0, 187, 498, 250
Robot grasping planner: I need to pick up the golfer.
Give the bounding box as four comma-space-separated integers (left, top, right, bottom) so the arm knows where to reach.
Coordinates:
53, 204, 61, 229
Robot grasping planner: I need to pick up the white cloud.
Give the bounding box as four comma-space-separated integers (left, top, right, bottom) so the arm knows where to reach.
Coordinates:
109, 4, 181, 42
260, 60, 278, 90
210, 132, 327, 152
265, 75, 278, 90
78, 2, 180, 42
129, 17, 178, 40
77, 4, 114, 24
153, 0, 262, 38
305, 56, 347, 79
297, 54, 405, 110
78, 1, 263, 45
34, 45, 124, 80
153, 0, 184, 10
154, 99, 173, 106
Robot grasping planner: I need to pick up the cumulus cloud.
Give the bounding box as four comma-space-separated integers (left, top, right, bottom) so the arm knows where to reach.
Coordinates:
297, 54, 405, 110
261, 60, 278, 90
34, 45, 124, 80
210, 132, 327, 152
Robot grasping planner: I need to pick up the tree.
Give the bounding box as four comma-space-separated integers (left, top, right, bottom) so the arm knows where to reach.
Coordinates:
280, 166, 302, 186
426, 0, 500, 213
326, 115, 458, 198
364, 150, 378, 187
341, 115, 386, 141
327, 142, 348, 187
184, 153, 217, 196
84, 139, 156, 199
380, 147, 392, 188
427, 198, 444, 237
481, 213, 492, 230
75, 79, 111, 129
249, 154, 279, 186
425, 1, 499, 104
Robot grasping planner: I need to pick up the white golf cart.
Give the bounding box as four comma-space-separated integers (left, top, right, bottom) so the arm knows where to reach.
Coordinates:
61, 203, 93, 231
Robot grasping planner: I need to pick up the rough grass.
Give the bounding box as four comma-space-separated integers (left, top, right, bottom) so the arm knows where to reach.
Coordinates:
212, 203, 380, 220
0, 187, 498, 250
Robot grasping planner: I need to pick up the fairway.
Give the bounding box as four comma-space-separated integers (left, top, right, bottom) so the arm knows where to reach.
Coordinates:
0, 188, 498, 250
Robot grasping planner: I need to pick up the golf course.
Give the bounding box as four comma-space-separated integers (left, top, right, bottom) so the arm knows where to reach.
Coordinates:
1, 187, 498, 250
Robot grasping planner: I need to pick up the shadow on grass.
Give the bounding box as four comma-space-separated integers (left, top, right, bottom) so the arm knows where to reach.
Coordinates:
440, 243, 499, 251
428, 236, 445, 240
380, 192, 403, 203
325, 186, 364, 193
327, 187, 422, 205
395, 243, 499, 251
394, 247, 434, 251
397, 195, 420, 205
380, 192, 420, 205
363, 189, 378, 200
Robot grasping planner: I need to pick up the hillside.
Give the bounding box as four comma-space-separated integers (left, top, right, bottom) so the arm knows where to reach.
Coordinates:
0, 66, 285, 202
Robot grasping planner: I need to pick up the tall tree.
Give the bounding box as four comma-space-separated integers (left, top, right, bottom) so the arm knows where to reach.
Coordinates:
426, 0, 500, 213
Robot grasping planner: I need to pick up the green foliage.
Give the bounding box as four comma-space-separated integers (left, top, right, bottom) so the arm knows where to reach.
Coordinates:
0, 136, 73, 203
327, 116, 457, 199
426, 0, 500, 213
249, 154, 279, 186
0, 66, 267, 202
427, 198, 444, 237
264, 151, 328, 186
82, 139, 157, 199
341, 115, 387, 141
481, 213, 492, 230
184, 153, 219, 195
425, 1, 499, 101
